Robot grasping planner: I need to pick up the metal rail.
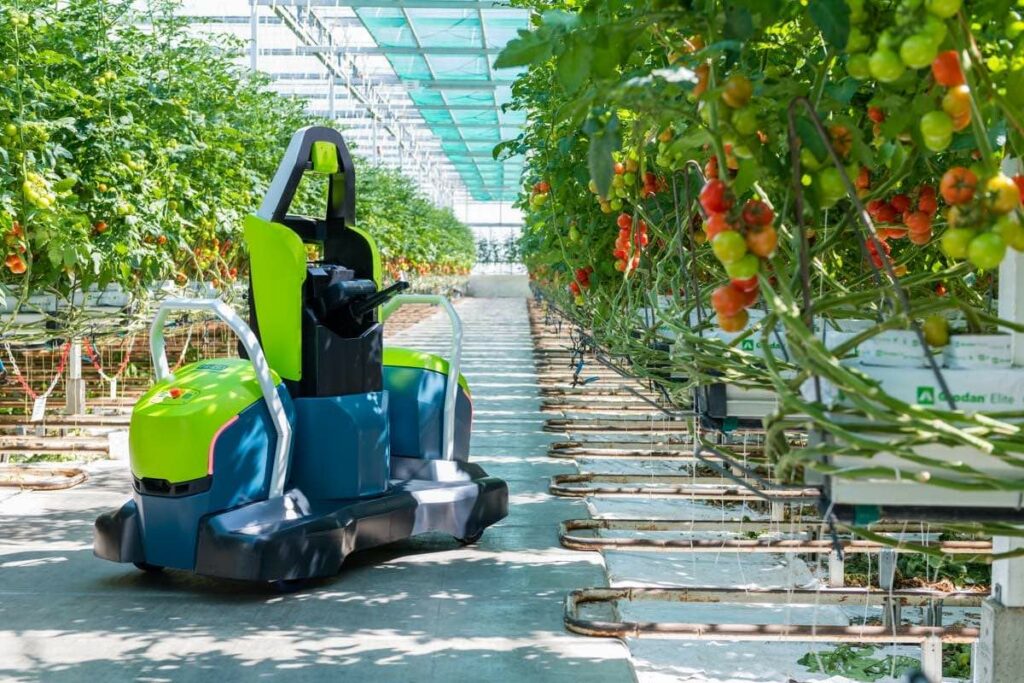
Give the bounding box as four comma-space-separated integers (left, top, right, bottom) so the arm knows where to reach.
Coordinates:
564, 586, 982, 642
543, 419, 688, 433
550, 472, 820, 502
0, 465, 88, 490
558, 518, 992, 555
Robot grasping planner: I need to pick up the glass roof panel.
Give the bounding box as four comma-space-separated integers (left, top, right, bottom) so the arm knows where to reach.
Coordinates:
354, 3, 529, 201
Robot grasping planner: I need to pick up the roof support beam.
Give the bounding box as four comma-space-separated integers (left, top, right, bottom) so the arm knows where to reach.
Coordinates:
262, 45, 503, 56
256, 0, 513, 9
268, 73, 514, 89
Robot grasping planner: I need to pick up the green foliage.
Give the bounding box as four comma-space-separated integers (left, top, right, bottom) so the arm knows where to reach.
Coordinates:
798, 645, 919, 682
0, 0, 474, 329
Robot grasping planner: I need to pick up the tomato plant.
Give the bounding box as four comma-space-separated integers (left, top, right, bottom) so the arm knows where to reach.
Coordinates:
0, 0, 476, 332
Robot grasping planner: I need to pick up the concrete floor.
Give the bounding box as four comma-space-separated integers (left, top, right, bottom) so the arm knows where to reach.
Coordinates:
0, 297, 634, 682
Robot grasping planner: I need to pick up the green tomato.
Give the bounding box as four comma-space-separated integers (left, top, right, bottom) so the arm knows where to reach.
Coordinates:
732, 108, 759, 136
994, 215, 1024, 251
922, 16, 948, 46
876, 31, 898, 50
967, 232, 1006, 269
900, 34, 939, 69
922, 315, 950, 347
568, 226, 580, 242
623, 172, 637, 187
816, 167, 847, 208
800, 147, 822, 171
869, 49, 906, 83
610, 198, 623, 211
4, 123, 16, 137
725, 253, 759, 280
712, 230, 748, 265
2, 65, 15, 79
846, 27, 871, 53
923, 131, 952, 152
925, 0, 961, 19
941, 227, 975, 258
847, 54, 872, 80
920, 110, 953, 138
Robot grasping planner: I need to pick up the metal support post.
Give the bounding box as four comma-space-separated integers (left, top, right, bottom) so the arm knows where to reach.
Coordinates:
828, 550, 845, 588
65, 339, 85, 416
920, 635, 943, 683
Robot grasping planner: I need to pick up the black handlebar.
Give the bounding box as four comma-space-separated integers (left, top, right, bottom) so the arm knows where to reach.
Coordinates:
350, 281, 411, 319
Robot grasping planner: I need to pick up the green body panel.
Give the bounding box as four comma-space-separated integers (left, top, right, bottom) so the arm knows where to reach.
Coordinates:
383, 347, 470, 395
130, 359, 281, 483
244, 214, 307, 380
348, 224, 382, 288
311, 141, 340, 174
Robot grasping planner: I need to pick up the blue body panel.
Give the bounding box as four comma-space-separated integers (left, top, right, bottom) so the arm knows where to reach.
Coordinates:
384, 366, 472, 460
289, 392, 391, 499
136, 385, 295, 570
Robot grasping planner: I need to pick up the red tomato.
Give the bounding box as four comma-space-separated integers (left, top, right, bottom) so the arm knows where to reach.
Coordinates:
867, 106, 885, 123
890, 194, 912, 213
613, 162, 625, 175
700, 179, 734, 214
829, 125, 853, 158
855, 166, 871, 191
940, 166, 978, 205
731, 275, 759, 293
746, 225, 778, 258
904, 211, 932, 234
932, 50, 965, 87
704, 155, 719, 180
711, 284, 747, 317
741, 199, 774, 227
868, 200, 899, 224
908, 229, 932, 245
616, 213, 632, 230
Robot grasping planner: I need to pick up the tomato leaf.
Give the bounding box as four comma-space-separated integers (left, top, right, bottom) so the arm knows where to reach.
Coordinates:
795, 116, 828, 162
733, 159, 759, 196
824, 78, 859, 105
588, 114, 621, 199
807, 0, 850, 51
495, 28, 554, 69
558, 39, 592, 93
723, 6, 755, 41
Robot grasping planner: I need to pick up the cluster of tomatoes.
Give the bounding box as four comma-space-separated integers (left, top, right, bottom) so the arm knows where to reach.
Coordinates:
567, 265, 594, 305
613, 212, 649, 274
866, 185, 939, 256
528, 180, 550, 210
3, 221, 26, 274
846, 0, 959, 84
700, 178, 778, 332
939, 167, 1023, 269
587, 159, 663, 214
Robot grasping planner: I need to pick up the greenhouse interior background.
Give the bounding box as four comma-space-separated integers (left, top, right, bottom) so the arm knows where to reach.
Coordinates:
2, 1, 1024, 682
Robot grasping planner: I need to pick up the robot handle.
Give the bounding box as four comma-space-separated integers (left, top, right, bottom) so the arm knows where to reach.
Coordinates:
381, 294, 463, 460
149, 297, 293, 498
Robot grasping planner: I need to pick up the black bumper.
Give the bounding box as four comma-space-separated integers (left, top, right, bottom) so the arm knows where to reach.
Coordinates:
94, 472, 508, 582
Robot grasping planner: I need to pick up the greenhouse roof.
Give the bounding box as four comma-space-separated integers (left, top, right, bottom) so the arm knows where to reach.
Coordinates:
199, 0, 532, 204
352, 4, 528, 201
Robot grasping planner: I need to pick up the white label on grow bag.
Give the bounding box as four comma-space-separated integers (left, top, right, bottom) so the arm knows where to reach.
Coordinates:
30, 397, 46, 422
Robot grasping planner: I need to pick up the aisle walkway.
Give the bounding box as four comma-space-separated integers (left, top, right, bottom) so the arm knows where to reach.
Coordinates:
0, 297, 634, 682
